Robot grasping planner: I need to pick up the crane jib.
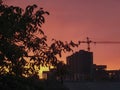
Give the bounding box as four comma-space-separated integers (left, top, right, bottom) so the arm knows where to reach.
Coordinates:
79, 37, 120, 51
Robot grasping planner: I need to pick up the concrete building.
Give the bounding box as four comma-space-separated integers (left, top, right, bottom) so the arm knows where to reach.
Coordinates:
107, 70, 120, 81
41, 50, 120, 81
66, 50, 120, 81
93, 64, 108, 81
66, 50, 93, 81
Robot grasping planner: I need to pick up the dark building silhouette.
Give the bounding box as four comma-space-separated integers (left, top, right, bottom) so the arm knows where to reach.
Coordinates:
42, 50, 120, 81
93, 64, 108, 81
66, 50, 120, 81
66, 50, 93, 80
107, 70, 120, 81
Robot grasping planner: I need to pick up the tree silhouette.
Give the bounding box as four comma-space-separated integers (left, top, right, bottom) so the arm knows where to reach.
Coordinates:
55, 61, 69, 84
0, 3, 49, 76
0, 2, 79, 77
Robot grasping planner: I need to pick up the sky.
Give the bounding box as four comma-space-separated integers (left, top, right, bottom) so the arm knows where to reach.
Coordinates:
4, 0, 120, 70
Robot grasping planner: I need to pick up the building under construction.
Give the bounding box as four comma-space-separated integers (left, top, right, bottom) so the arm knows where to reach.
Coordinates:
42, 37, 120, 81
66, 50, 93, 80
66, 50, 120, 81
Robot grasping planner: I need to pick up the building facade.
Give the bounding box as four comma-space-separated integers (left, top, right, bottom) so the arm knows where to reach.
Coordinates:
66, 50, 93, 81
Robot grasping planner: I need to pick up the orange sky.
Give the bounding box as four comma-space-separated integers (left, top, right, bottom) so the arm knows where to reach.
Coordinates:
4, 0, 120, 70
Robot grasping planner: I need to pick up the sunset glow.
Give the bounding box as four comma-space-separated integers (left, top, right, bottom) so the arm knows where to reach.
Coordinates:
4, 0, 120, 70
39, 66, 49, 79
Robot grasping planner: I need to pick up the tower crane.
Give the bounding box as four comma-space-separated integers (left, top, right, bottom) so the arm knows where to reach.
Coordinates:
79, 37, 120, 52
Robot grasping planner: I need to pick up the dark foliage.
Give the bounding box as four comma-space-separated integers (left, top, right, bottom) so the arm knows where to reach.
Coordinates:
55, 61, 69, 84
0, 2, 79, 77
0, 2, 50, 76
0, 74, 43, 90
0, 74, 69, 90
0, 1, 80, 90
